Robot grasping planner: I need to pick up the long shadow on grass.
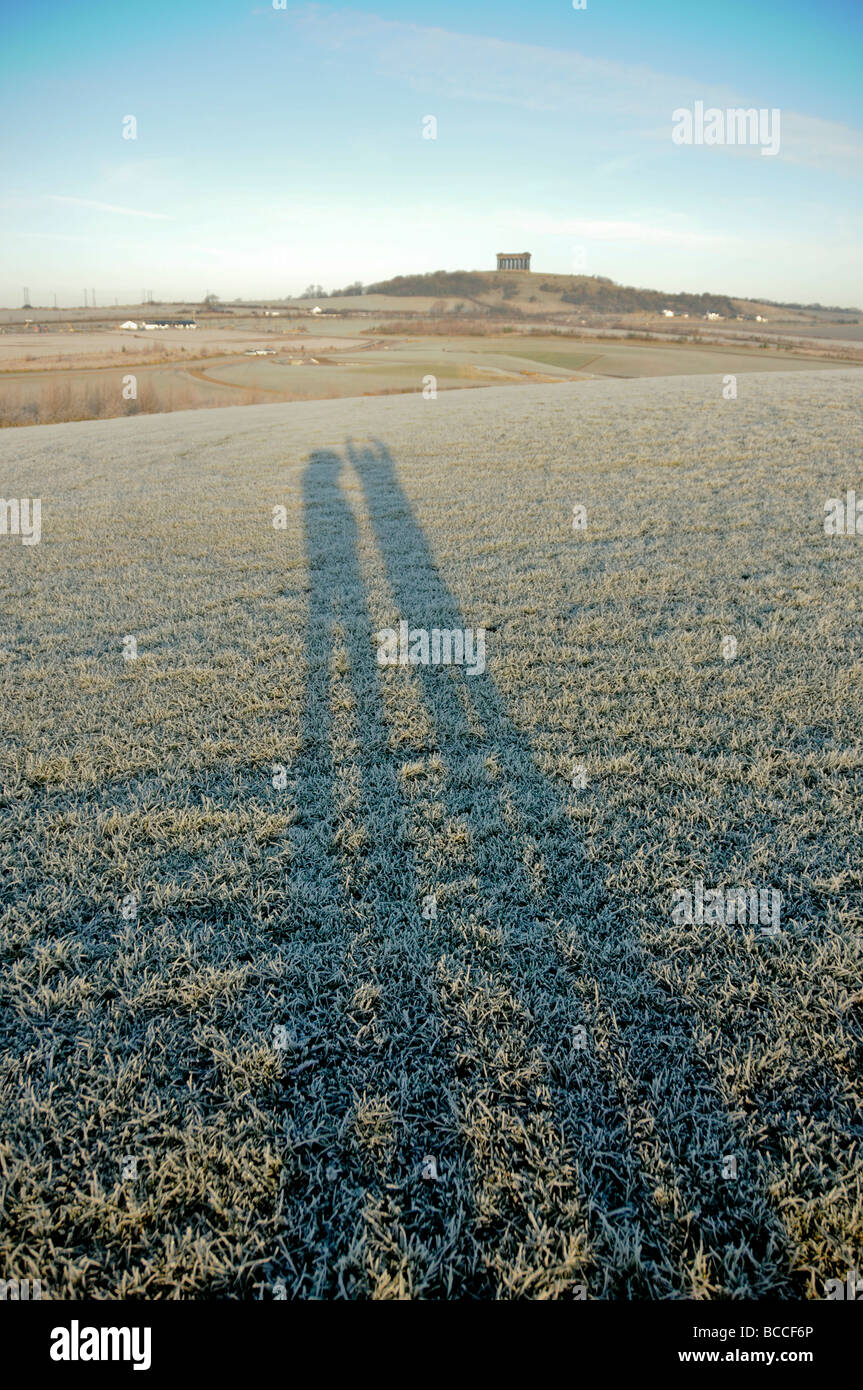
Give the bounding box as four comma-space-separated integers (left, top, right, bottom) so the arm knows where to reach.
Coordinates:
279, 449, 480, 1297
338, 436, 796, 1298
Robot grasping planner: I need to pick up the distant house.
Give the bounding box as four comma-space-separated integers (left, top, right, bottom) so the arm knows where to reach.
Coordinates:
662, 309, 675, 318
310, 306, 323, 315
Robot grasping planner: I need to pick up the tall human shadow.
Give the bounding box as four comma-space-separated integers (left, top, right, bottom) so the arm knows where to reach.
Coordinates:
343, 436, 798, 1297
279, 448, 475, 1297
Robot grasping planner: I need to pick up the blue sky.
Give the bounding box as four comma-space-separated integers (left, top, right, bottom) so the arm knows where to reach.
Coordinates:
2, 0, 861, 306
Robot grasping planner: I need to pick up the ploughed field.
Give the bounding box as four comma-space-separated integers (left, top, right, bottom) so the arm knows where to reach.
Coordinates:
0, 370, 861, 1299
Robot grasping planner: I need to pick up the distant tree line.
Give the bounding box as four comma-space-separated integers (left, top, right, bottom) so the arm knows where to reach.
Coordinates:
560, 281, 736, 316
299, 281, 365, 299
755, 298, 861, 314
364, 270, 489, 298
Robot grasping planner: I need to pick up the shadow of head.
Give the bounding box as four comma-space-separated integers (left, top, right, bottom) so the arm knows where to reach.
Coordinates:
305, 449, 344, 486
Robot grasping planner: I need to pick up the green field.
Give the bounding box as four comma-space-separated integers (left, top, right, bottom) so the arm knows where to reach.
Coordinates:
1, 371, 861, 1299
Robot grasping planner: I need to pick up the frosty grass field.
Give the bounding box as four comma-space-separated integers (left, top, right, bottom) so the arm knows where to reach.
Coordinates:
1, 369, 861, 1299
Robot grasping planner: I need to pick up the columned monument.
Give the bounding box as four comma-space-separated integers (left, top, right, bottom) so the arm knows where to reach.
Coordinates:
496, 252, 531, 271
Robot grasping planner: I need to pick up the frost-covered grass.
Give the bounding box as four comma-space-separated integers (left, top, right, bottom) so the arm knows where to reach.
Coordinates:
0, 371, 861, 1299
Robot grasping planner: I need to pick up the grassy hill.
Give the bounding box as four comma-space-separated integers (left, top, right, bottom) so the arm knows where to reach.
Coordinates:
342, 271, 862, 324
364, 269, 738, 317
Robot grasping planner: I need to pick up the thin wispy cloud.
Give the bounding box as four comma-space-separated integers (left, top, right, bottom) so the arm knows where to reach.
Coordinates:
98, 159, 182, 189
292, 5, 863, 175
46, 196, 174, 220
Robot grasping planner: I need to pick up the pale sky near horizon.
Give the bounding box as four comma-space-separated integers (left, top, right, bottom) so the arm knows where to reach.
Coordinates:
2, 0, 861, 307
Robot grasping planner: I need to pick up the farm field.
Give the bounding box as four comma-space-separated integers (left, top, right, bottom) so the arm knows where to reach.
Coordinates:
1, 324, 858, 426
0, 370, 861, 1299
